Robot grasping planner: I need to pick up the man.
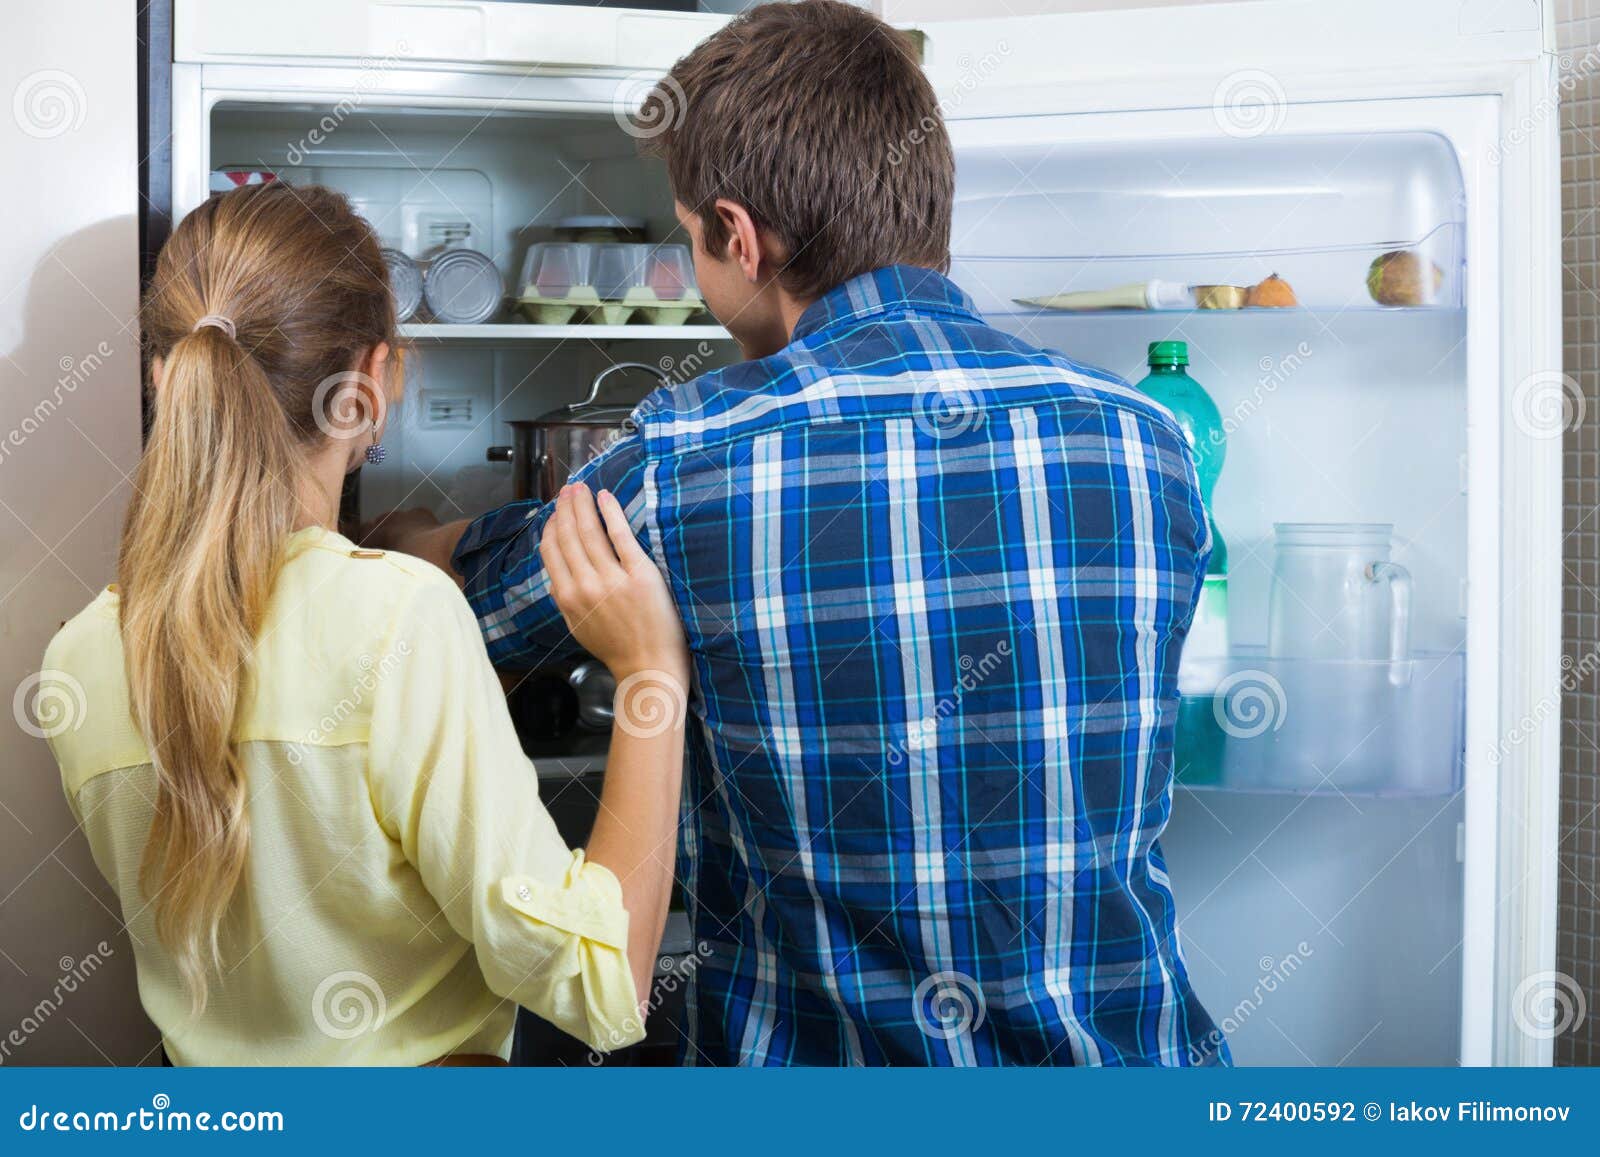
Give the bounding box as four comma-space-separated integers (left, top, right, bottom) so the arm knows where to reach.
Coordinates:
380, 0, 1224, 1065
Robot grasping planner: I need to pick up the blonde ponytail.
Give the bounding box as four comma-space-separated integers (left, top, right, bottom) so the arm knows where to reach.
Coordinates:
124, 185, 395, 1008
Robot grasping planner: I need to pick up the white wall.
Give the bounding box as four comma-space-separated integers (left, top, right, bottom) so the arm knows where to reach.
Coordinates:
0, 1, 152, 1063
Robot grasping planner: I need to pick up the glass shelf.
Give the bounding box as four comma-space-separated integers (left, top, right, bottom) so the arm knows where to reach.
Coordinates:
1173, 649, 1464, 797
399, 322, 732, 343
952, 222, 1463, 319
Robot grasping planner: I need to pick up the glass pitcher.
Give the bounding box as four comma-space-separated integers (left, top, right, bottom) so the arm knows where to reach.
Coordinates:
1267, 523, 1411, 661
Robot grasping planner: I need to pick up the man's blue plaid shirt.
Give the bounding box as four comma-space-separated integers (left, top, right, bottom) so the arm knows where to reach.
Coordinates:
454, 266, 1227, 1065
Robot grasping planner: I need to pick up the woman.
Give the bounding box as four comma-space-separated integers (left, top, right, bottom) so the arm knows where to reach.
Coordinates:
41, 183, 689, 1064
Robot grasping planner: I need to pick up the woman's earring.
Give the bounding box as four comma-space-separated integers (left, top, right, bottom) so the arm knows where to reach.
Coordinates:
365, 421, 386, 465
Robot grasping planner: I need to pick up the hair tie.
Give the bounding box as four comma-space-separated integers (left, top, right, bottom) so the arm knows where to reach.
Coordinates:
193, 314, 237, 341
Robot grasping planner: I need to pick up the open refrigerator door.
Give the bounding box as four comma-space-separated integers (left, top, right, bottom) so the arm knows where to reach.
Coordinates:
921, 0, 1559, 1065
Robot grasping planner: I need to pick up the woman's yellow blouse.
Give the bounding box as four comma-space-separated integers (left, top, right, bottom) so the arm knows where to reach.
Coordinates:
42, 528, 644, 1065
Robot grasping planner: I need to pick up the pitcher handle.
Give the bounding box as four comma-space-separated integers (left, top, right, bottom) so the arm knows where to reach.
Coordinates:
1365, 560, 1411, 663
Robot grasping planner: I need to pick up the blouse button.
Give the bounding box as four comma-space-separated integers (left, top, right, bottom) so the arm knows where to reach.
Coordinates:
517, 885, 532, 902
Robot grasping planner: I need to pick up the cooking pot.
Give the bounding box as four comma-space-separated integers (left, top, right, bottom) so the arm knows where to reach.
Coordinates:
486, 362, 669, 503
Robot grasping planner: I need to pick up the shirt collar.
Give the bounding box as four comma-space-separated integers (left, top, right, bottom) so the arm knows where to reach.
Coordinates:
791, 265, 983, 343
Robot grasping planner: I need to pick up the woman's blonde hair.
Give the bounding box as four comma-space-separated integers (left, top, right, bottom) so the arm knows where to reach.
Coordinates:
123, 183, 395, 1007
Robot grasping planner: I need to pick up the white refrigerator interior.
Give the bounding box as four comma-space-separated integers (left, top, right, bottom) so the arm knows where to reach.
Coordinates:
170, 0, 1562, 1064
948, 122, 1474, 1064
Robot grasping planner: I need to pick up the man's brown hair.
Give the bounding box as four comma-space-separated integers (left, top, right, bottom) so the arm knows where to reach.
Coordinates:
639, 0, 954, 301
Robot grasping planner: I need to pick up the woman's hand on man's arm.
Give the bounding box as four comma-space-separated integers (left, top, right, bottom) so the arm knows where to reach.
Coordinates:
543, 484, 689, 1014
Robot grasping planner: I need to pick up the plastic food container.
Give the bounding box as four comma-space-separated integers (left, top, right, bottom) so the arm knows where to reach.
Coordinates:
423, 248, 503, 325
516, 242, 601, 324
592, 243, 704, 325
516, 242, 705, 325
380, 248, 423, 323
1173, 649, 1463, 797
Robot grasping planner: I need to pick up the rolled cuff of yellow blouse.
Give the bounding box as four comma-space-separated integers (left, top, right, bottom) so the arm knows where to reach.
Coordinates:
485, 852, 645, 1054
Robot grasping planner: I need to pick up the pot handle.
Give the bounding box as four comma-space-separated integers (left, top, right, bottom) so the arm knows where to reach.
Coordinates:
569, 361, 672, 412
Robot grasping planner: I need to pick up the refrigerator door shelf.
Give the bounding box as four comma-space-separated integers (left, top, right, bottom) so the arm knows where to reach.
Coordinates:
961, 221, 1464, 318
1175, 649, 1465, 798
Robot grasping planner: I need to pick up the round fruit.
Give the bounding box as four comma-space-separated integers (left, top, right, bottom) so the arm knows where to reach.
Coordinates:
1244, 273, 1297, 308
1367, 249, 1444, 307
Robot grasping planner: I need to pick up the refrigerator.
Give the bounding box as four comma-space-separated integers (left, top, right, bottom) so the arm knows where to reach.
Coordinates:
158, 0, 1563, 1065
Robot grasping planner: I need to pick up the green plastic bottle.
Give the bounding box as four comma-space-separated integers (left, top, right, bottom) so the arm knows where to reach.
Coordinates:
1135, 341, 1227, 574
1135, 341, 1229, 786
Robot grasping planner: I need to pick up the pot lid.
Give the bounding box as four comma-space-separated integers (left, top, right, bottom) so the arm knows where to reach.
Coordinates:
514, 404, 638, 427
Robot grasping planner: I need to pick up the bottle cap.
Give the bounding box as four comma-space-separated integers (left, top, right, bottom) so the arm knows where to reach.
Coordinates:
1148, 340, 1188, 367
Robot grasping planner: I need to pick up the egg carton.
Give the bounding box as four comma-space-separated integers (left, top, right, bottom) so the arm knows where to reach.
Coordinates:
516, 287, 706, 326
